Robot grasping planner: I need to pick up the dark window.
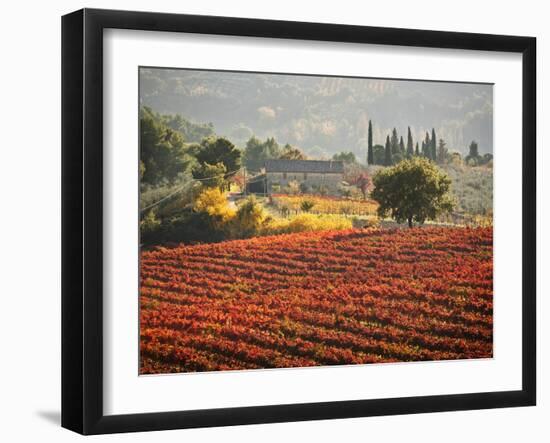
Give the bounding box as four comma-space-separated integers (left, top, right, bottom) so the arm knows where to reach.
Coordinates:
283, 172, 287, 179
304, 173, 308, 180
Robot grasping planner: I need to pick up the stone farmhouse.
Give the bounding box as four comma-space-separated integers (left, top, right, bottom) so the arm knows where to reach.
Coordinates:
264, 159, 344, 195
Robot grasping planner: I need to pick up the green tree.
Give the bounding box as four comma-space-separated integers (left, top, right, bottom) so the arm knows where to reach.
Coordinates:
332, 151, 357, 164
162, 113, 215, 143
437, 138, 448, 164
192, 161, 227, 188
194, 136, 242, 181
243, 136, 281, 171
264, 137, 280, 160
243, 136, 264, 171
280, 143, 307, 160
481, 153, 493, 166
371, 157, 454, 228
390, 134, 405, 165
414, 142, 420, 157
373, 144, 385, 165
393, 135, 405, 163
465, 140, 481, 165
406, 127, 414, 157
140, 106, 191, 185
384, 135, 392, 166
422, 132, 431, 159
367, 120, 374, 165
390, 128, 399, 155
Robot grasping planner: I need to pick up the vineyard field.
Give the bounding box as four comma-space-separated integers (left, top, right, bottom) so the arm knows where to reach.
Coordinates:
140, 227, 493, 374
270, 193, 379, 216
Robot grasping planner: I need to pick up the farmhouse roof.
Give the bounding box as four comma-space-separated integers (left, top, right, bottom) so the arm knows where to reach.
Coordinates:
265, 159, 344, 174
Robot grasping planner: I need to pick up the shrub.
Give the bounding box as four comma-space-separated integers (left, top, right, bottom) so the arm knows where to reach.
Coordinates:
140, 210, 162, 244
232, 196, 266, 238
194, 188, 235, 221
193, 188, 235, 235
300, 199, 315, 212
164, 212, 226, 244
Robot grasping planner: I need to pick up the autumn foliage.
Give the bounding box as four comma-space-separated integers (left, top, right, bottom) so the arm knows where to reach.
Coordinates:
271, 194, 378, 216
140, 227, 493, 374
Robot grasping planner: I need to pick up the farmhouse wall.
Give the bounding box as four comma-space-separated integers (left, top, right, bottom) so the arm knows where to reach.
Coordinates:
266, 171, 342, 193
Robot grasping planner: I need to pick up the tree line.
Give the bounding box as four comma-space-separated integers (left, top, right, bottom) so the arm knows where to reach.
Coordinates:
365, 120, 491, 167
242, 137, 307, 172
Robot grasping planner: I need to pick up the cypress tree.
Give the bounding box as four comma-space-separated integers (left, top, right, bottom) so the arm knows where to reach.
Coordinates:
399, 136, 405, 154
424, 132, 431, 159
431, 128, 437, 161
384, 135, 392, 166
367, 119, 374, 165
466, 141, 480, 165
406, 127, 414, 157
468, 140, 479, 158
391, 128, 399, 154
415, 142, 420, 156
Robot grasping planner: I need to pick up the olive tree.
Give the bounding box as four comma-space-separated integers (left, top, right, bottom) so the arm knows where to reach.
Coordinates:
371, 157, 454, 227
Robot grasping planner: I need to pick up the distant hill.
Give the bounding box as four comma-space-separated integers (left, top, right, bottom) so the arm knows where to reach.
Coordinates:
140, 68, 493, 160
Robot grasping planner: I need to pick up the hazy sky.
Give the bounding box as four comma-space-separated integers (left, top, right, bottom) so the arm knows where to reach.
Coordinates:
140, 68, 493, 158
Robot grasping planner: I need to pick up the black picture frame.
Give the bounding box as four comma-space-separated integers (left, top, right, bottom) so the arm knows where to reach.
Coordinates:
61, 8, 536, 435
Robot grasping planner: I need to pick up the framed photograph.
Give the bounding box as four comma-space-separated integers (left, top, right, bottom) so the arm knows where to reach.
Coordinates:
62, 8, 536, 435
